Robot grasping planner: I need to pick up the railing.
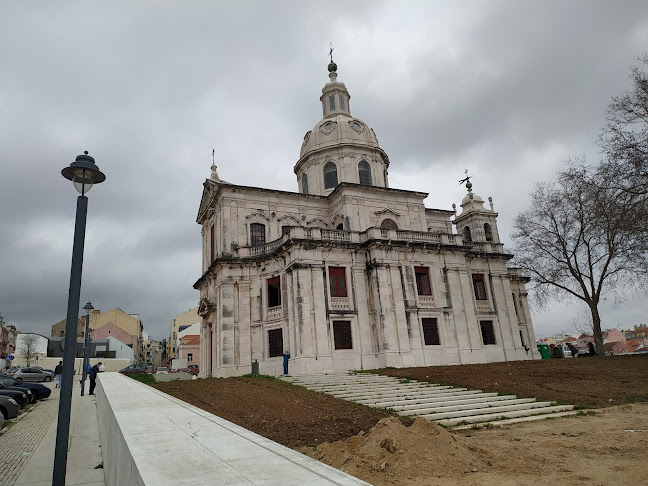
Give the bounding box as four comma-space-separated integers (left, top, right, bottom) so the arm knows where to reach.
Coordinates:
267, 306, 283, 320
321, 230, 351, 242
330, 297, 350, 310
417, 295, 435, 308
396, 231, 441, 244
475, 300, 492, 313
250, 238, 284, 256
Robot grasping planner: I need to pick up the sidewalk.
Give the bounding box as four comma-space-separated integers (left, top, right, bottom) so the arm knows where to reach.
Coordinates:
2, 381, 105, 486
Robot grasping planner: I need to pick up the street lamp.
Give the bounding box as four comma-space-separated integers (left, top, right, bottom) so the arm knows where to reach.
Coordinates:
53, 152, 105, 486
80, 301, 93, 396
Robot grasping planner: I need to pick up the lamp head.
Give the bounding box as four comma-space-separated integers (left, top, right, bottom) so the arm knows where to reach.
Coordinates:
83, 302, 94, 314
61, 151, 106, 195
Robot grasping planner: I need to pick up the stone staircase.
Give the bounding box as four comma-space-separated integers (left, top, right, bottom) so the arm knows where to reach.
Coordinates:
281, 372, 577, 428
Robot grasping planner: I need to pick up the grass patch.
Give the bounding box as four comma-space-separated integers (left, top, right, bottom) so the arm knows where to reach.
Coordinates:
126, 374, 156, 385
575, 411, 597, 417
624, 394, 648, 403
240, 374, 277, 380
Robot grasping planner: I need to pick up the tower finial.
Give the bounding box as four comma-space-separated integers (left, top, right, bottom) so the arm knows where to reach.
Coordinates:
458, 169, 473, 193
210, 149, 220, 182
329, 42, 334, 62
328, 42, 337, 73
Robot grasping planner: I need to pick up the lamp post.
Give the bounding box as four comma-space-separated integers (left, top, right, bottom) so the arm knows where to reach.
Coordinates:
80, 302, 93, 396
53, 152, 105, 486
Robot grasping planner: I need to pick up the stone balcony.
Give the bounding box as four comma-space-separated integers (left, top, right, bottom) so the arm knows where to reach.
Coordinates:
236, 227, 505, 258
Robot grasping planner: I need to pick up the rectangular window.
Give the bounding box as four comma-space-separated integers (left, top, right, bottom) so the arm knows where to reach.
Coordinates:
329, 95, 335, 111
282, 225, 291, 236
512, 293, 520, 319
339, 94, 345, 111
333, 321, 353, 349
268, 328, 283, 357
187, 353, 193, 362
329, 267, 347, 297
422, 318, 440, 345
472, 274, 487, 300
415, 267, 432, 296
250, 223, 266, 246
480, 320, 496, 345
267, 276, 281, 308
210, 224, 215, 262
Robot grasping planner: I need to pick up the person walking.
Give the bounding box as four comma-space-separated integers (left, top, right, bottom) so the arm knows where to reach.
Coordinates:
54, 361, 63, 388
89, 361, 102, 395
282, 350, 290, 375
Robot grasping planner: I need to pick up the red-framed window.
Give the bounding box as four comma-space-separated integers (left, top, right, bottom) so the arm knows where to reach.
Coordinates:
268, 328, 283, 357
329, 267, 347, 297
415, 267, 432, 296
333, 321, 353, 349
422, 318, 440, 345
267, 276, 281, 308
472, 274, 487, 300
480, 320, 496, 345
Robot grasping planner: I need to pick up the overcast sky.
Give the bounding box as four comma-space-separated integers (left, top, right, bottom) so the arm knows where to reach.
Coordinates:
1, 1, 647, 341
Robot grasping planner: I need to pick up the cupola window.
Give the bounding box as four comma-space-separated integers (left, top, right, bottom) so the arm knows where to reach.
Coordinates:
358, 160, 372, 185
302, 173, 309, 194
484, 223, 493, 242
329, 95, 335, 112
463, 226, 472, 243
339, 94, 345, 111
324, 161, 338, 189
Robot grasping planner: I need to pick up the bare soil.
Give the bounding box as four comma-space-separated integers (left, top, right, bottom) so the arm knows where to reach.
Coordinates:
153, 356, 648, 485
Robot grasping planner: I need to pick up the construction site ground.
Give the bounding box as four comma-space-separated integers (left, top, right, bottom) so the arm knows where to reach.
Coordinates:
153, 355, 647, 485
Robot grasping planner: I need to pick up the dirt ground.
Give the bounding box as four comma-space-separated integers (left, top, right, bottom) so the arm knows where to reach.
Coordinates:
153, 356, 648, 485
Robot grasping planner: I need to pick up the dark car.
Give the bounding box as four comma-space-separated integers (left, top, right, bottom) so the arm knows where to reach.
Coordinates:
0, 376, 51, 400
0, 395, 20, 419
0, 385, 29, 408
118, 364, 147, 375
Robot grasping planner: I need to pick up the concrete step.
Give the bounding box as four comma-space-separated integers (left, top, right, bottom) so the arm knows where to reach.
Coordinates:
452, 410, 581, 429
392, 394, 518, 411
435, 405, 576, 426
326, 386, 456, 399
424, 401, 554, 420
355, 389, 483, 405
360, 392, 501, 408
400, 398, 536, 416
348, 387, 470, 401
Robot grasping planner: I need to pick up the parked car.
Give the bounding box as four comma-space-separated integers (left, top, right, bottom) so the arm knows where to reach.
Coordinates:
9, 367, 54, 382
188, 364, 199, 374
118, 364, 147, 375
0, 395, 20, 419
155, 367, 169, 374
0, 376, 51, 400
0, 382, 34, 403
0, 385, 29, 408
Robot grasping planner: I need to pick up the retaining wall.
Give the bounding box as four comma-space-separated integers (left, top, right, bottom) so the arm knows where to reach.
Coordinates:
96, 373, 370, 486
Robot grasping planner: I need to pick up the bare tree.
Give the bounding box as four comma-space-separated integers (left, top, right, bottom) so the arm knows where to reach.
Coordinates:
599, 55, 648, 196
19, 334, 39, 366
511, 164, 648, 356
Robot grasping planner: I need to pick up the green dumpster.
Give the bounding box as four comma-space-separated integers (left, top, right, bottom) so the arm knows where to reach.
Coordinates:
537, 343, 551, 359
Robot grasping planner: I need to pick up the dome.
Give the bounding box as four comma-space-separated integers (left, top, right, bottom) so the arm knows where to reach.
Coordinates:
299, 115, 381, 159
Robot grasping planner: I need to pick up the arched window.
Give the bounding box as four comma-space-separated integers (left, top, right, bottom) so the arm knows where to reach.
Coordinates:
463, 226, 472, 243
484, 223, 493, 242
323, 162, 338, 189
358, 160, 372, 186
302, 173, 309, 194
250, 223, 266, 246
336, 223, 344, 230
380, 218, 398, 230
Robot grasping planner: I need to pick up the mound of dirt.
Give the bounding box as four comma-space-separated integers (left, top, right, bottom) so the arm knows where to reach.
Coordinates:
301, 416, 484, 485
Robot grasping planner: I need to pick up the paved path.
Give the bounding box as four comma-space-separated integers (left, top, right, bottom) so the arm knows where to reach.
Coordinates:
0, 385, 59, 486
0, 382, 105, 486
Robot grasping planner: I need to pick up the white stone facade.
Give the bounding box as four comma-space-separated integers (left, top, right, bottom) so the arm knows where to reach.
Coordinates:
195, 61, 539, 378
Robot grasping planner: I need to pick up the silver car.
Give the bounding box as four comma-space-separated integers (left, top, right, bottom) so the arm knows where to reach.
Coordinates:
10, 367, 54, 383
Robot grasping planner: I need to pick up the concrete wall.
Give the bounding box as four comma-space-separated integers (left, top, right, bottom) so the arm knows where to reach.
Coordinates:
96, 372, 370, 486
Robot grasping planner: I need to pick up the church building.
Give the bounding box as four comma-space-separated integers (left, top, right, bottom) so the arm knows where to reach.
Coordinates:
195, 60, 539, 377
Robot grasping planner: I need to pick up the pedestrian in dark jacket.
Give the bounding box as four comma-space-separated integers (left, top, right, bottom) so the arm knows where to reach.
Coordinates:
587, 342, 597, 357
89, 362, 102, 395
54, 361, 63, 388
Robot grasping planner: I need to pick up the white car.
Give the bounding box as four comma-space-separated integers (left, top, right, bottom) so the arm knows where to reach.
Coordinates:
156, 367, 169, 374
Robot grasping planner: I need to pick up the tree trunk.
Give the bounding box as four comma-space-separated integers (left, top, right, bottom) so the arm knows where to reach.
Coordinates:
590, 304, 605, 357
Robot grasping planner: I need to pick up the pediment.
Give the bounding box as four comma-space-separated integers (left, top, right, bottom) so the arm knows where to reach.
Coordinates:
198, 298, 215, 317
374, 208, 401, 219
245, 211, 270, 222
306, 217, 328, 227
277, 214, 300, 225
197, 180, 218, 223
